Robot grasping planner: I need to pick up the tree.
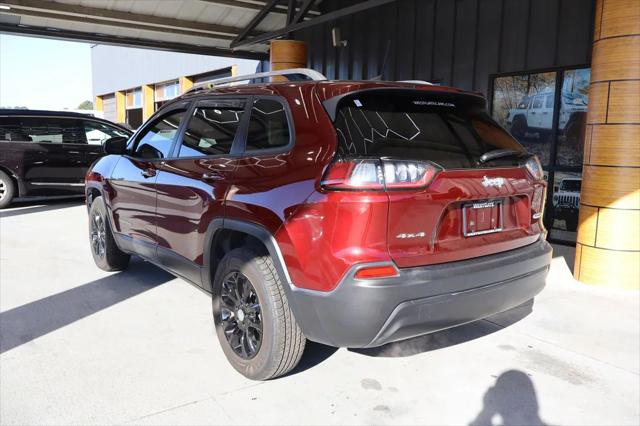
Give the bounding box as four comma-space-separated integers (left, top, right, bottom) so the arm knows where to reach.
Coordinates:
77, 100, 93, 110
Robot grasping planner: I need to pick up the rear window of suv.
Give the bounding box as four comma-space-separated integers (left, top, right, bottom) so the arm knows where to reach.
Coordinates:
330, 90, 526, 169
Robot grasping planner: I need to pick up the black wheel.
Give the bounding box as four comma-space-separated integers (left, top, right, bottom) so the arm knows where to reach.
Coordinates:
89, 196, 130, 271
0, 170, 15, 209
510, 116, 527, 139
212, 248, 305, 380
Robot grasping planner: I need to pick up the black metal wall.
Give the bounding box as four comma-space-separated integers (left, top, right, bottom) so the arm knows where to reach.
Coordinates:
293, 0, 595, 96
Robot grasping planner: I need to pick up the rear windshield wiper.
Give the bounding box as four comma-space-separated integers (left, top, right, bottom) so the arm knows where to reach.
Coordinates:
478, 149, 524, 164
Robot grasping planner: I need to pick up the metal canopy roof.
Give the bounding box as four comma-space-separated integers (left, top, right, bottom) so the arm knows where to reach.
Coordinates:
0, 0, 396, 59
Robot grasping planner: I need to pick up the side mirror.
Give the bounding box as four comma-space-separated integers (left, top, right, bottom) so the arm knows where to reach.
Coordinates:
103, 136, 128, 155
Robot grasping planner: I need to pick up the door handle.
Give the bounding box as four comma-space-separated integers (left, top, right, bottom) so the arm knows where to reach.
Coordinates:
141, 168, 156, 178
202, 173, 224, 181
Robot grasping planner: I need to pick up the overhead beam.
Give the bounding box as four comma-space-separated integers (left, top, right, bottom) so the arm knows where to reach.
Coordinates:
0, 8, 237, 41
232, 0, 280, 44
231, 0, 400, 48
291, 0, 315, 24
0, 23, 268, 60
198, 0, 321, 16
2, 0, 260, 38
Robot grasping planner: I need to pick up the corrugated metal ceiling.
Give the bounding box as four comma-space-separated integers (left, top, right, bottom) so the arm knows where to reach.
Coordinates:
0, 0, 313, 58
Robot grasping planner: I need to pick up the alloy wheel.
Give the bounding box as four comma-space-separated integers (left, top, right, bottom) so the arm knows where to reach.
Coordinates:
0, 179, 6, 201
220, 271, 263, 359
90, 213, 107, 258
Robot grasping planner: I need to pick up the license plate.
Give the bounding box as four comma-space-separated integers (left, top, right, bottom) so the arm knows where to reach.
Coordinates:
463, 200, 503, 237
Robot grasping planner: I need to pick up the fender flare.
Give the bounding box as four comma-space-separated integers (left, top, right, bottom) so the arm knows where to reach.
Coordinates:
200, 218, 329, 339
202, 218, 294, 293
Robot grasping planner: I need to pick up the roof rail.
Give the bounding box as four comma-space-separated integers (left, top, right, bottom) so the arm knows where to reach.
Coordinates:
187, 68, 327, 93
397, 80, 433, 85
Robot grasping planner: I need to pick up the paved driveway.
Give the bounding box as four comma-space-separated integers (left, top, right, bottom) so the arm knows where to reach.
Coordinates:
1, 201, 638, 425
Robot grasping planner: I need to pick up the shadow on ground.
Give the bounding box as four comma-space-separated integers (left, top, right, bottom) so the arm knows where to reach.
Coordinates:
0, 259, 172, 354
469, 370, 548, 426
351, 300, 533, 358
0, 198, 84, 219
286, 300, 534, 375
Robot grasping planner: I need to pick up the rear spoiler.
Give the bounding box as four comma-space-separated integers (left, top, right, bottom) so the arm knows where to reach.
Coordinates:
322, 87, 487, 121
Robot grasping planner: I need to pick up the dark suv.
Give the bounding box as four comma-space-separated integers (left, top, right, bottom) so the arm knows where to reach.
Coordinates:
86, 70, 552, 380
0, 110, 131, 208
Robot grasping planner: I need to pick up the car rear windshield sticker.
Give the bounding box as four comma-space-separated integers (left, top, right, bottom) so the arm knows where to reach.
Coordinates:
413, 100, 456, 107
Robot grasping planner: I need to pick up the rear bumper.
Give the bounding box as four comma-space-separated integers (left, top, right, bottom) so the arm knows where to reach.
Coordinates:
289, 238, 552, 348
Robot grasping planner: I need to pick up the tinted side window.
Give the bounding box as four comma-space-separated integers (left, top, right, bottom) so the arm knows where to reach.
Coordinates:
0, 117, 87, 144
0, 117, 30, 142
246, 99, 290, 151
179, 104, 245, 157
133, 110, 186, 159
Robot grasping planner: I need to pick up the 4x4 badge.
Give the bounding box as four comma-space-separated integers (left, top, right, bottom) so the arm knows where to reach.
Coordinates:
482, 176, 505, 188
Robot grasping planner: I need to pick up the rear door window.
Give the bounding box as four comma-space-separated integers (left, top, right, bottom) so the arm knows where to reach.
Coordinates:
179, 102, 246, 157
133, 110, 186, 159
0, 117, 87, 144
331, 90, 526, 169
245, 98, 290, 151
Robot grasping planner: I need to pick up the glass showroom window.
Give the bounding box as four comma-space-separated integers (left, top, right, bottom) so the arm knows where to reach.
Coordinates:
491, 67, 591, 244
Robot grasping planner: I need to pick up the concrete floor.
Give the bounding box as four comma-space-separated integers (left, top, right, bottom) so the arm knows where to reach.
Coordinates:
1, 200, 638, 425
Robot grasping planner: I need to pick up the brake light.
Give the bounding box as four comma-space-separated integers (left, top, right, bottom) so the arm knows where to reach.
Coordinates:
322, 159, 440, 191
524, 156, 544, 180
531, 186, 546, 221
354, 264, 399, 279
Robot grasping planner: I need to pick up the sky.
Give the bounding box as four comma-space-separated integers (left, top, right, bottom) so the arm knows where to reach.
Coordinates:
0, 34, 93, 110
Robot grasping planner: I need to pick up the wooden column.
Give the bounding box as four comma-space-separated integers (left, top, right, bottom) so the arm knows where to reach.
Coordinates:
114, 91, 126, 124
142, 85, 155, 121
575, 0, 640, 289
270, 40, 307, 81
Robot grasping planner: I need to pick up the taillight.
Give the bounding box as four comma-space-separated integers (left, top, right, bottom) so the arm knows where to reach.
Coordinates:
322, 159, 440, 191
531, 186, 546, 220
524, 156, 544, 180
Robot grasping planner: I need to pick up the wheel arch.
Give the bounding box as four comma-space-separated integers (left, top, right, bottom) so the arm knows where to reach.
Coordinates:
0, 165, 24, 197
203, 219, 293, 294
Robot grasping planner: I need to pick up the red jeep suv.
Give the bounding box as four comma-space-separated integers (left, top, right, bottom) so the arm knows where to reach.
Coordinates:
86, 69, 552, 380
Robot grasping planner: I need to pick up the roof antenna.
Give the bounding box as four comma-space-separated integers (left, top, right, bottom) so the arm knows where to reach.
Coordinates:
370, 40, 391, 81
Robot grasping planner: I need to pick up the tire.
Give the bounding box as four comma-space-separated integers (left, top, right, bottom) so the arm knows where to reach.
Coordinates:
0, 170, 15, 209
510, 116, 527, 139
212, 248, 306, 380
88, 196, 130, 271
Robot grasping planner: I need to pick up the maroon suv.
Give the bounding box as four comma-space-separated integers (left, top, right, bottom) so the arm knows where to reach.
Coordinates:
86, 71, 552, 380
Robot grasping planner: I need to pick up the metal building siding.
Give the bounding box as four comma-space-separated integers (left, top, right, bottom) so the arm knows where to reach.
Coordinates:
293, 0, 595, 96
102, 94, 116, 123
91, 45, 259, 97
